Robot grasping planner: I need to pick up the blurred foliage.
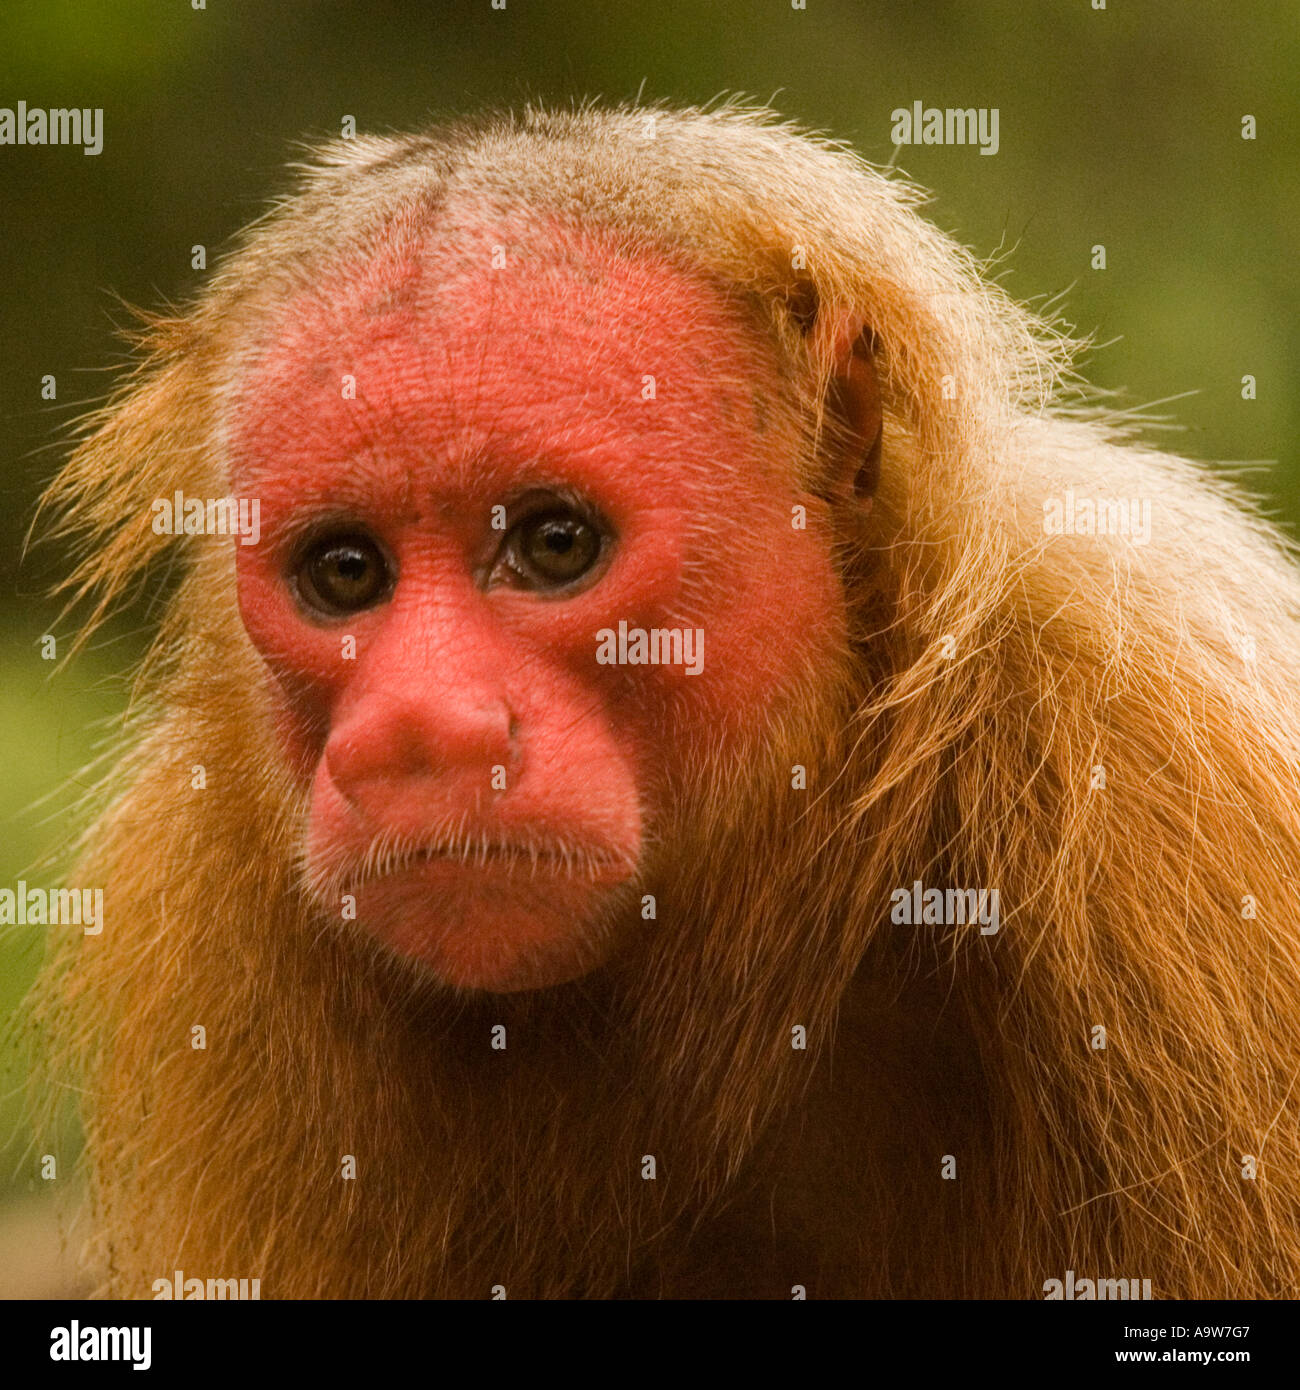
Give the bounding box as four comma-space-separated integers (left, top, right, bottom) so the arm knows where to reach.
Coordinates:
1, 0, 1297, 1198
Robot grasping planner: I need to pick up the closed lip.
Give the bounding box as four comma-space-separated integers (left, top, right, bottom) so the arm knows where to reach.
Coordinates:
353, 841, 631, 887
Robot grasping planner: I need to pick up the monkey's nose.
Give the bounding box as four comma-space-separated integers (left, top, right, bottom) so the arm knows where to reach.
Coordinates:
324, 691, 517, 822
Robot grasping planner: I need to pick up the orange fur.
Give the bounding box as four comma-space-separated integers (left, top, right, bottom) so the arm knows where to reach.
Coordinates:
33, 102, 1300, 1298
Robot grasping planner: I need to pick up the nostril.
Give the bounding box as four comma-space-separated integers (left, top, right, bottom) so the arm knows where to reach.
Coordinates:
325, 714, 428, 789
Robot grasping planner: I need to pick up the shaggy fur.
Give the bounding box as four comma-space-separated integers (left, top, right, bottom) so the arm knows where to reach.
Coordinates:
33, 102, 1300, 1298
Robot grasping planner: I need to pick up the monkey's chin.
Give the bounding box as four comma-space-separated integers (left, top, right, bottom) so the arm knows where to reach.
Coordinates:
345, 863, 626, 993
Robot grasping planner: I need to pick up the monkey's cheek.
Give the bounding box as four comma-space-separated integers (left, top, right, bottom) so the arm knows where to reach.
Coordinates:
351, 868, 625, 993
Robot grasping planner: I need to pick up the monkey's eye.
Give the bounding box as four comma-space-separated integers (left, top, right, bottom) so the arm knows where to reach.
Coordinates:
498, 505, 607, 592
294, 532, 393, 616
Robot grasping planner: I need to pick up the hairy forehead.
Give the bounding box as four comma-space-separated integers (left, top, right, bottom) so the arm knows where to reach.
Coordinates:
227, 210, 787, 500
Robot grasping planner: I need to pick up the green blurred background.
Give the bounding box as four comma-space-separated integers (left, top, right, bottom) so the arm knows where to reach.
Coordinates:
0, 0, 1296, 1292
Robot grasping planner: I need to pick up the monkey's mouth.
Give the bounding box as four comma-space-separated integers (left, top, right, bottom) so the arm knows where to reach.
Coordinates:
407, 843, 620, 876
333, 839, 635, 896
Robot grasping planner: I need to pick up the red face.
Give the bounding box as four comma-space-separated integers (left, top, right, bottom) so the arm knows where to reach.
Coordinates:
228, 213, 843, 992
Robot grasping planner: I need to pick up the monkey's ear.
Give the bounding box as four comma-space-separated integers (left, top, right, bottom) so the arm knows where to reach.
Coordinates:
815, 311, 882, 505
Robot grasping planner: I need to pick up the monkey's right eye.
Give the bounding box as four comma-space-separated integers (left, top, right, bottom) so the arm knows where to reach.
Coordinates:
294, 532, 394, 617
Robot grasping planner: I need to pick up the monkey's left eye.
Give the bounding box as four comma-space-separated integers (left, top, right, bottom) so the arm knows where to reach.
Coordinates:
294, 532, 394, 616
495, 503, 609, 592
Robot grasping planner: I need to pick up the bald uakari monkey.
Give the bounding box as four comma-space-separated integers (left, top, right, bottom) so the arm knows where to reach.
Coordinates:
35, 104, 1300, 1299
